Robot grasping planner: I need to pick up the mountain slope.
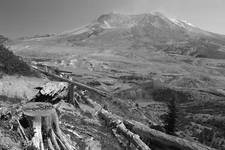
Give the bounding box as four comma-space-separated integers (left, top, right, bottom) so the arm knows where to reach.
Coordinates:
10, 12, 225, 60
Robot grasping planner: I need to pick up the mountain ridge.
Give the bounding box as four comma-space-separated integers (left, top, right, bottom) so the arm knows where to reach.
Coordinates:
7, 12, 225, 61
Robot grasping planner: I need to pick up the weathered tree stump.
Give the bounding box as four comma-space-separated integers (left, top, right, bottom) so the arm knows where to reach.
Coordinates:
21, 102, 75, 150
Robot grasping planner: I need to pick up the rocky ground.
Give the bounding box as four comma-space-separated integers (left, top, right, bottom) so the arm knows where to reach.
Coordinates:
0, 81, 217, 150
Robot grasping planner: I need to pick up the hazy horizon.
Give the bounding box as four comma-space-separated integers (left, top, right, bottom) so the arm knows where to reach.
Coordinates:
1, 0, 225, 38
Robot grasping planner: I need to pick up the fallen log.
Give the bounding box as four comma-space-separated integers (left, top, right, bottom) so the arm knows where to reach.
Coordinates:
198, 88, 225, 97
32, 66, 110, 97
16, 119, 29, 143
99, 109, 151, 150
85, 97, 216, 150
124, 120, 216, 150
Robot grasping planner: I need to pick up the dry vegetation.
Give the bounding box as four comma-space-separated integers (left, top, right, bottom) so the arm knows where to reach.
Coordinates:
0, 45, 37, 77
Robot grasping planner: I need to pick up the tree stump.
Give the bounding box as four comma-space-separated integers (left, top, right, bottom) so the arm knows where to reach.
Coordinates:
22, 102, 75, 150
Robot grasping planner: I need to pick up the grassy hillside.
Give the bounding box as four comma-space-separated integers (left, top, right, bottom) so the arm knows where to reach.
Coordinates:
0, 45, 37, 76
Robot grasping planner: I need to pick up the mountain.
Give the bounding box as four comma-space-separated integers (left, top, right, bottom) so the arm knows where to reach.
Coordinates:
10, 12, 225, 59
6, 12, 225, 149
77, 12, 225, 59
7, 12, 225, 95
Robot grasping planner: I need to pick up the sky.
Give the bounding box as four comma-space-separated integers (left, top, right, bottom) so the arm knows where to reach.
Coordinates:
0, 0, 225, 38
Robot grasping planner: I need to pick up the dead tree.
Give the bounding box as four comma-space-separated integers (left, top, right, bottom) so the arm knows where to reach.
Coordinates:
76, 97, 150, 149
123, 120, 216, 150
99, 109, 151, 150
21, 102, 76, 150
84, 97, 215, 150
67, 84, 80, 108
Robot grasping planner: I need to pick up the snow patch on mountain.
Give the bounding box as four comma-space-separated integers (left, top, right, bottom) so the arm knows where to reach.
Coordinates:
103, 21, 113, 29
170, 18, 196, 28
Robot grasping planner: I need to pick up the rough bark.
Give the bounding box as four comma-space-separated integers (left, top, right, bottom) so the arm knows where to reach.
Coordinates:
21, 102, 76, 150
99, 109, 151, 150
67, 84, 74, 103
124, 120, 216, 150
67, 84, 80, 108
17, 119, 29, 142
